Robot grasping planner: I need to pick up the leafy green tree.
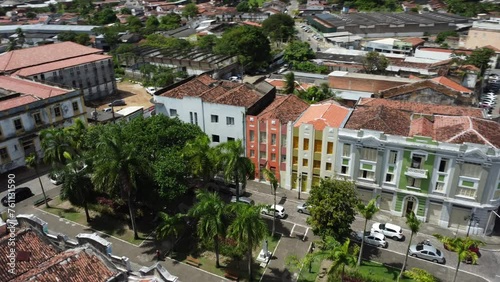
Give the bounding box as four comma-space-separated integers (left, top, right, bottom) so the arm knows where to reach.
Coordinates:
262, 14, 295, 44
92, 8, 118, 25
236, 1, 250, 12
91, 126, 148, 239
362, 51, 389, 74
26, 11, 37, 19
262, 168, 278, 236
284, 41, 315, 63
399, 211, 421, 281
297, 83, 337, 103
283, 72, 295, 94
217, 140, 255, 202
182, 135, 218, 184
404, 268, 439, 282
25, 154, 49, 208
433, 235, 485, 282
356, 196, 379, 266
120, 7, 132, 14
58, 31, 90, 45
227, 204, 268, 281
127, 16, 144, 32
197, 35, 218, 52
182, 3, 198, 18
466, 47, 495, 75
153, 148, 190, 201
294, 61, 328, 74
214, 25, 271, 71
145, 16, 160, 31
142, 34, 192, 50
189, 191, 228, 268
436, 31, 458, 43
40, 127, 72, 167
307, 178, 358, 240
160, 13, 181, 30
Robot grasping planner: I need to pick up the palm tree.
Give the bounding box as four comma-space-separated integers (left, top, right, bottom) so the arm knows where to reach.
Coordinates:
60, 152, 92, 222
283, 72, 295, 94
320, 237, 358, 281
25, 153, 49, 208
262, 167, 278, 236
217, 140, 254, 202
156, 212, 185, 239
65, 119, 87, 155
91, 128, 145, 239
40, 127, 72, 167
182, 135, 218, 184
433, 234, 485, 282
227, 204, 268, 281
399, 211, 421, 281
189, 190, 227, 268
356, 195, 379, 266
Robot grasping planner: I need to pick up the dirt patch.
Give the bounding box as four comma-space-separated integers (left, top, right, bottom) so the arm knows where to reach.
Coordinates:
90, 81, 154, 111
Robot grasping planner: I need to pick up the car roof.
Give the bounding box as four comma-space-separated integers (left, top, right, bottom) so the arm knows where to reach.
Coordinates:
271, 204, 284, 211
384, 223, 401, 230
370, 232, 385, 239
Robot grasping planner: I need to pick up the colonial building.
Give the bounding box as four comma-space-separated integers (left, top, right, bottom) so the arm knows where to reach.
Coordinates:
0, 42, 116, 101
337, 98, 500, 234
246, 94, 309, 184
154, 75, 275, 145
0, 76, 85, 173
283, 101, 352, 192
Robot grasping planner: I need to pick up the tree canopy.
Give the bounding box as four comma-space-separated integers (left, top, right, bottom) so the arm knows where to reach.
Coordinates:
307, 178, 359, 240
214, 25, 271, 71
262, 14, 295, 43
182, 3, 199, 18
362, 51, 389, 74
58, 31, 91, 46
284, 41, 315, 63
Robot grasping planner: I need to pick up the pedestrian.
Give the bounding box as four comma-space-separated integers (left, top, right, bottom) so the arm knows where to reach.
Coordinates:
156, 249, 161, 261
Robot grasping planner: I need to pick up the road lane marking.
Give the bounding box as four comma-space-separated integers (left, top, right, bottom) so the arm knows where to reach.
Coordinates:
290, 224, 296, 237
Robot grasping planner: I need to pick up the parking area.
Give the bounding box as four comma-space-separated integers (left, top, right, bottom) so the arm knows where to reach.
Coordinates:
90, 81, 154, 111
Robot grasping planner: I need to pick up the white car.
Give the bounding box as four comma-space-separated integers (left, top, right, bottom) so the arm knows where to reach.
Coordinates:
261, 204, 286, 218
354, 231, 388, 248
297, 203, 311, 214
146, 87, 159, 95
371, 222, 404, 241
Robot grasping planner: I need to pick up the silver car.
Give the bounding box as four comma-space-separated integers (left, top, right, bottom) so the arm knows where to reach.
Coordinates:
354, 231, 388, 248
230, 196, 254, 205
297, 203, 311, 214
409, 244, 445, 264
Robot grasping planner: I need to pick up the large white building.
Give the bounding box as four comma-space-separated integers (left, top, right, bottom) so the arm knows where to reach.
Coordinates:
0, 76, 86, 173
153, 75, 275, 144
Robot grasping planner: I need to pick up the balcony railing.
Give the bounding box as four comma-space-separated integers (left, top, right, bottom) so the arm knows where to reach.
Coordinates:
404, 167, 428, 179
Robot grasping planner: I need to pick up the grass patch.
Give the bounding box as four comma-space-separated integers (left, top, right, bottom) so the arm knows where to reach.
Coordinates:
357, 261, 414, 282
298, 253, 328, 282
43, 197, 151, 245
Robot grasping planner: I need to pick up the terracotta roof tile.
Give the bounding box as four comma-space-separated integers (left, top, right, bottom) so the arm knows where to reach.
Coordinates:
257, 95, 309, 123
14, 247, 118, 282
402, 37, 425, 47
432, 116, 500, 148
0, 42, 102, 73
0, 76, 69, 98
295, 103, 351, 130
430, 76, 471, 93
159, 75, 215, 99
409, 117, 434, 137
213, 84, 262, 107
14, 54, 111, 77
0, 229, 59, 281
345, 105, 412, 136
358, 98, 482, 117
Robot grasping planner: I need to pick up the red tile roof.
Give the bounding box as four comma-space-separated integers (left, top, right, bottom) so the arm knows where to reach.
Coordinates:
402, 37, 425, 47
159, 75, 265, 108
14, 246, 118, 282
257, 95, 309, 123
295, 103, 351, 130
0, 76, 70, 111
345, 105, 412, 136
14, 54, 111, 76
0, 229, 59, 281
0, 42, 102, 73
357, 98, 482, 117
430, 76, 471, 93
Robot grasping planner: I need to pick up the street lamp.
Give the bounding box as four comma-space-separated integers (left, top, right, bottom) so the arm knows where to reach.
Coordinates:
465, 213, 480, 237
297, 173, 302, 200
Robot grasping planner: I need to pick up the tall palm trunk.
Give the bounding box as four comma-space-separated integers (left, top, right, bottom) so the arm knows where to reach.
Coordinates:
357, 219, 368, 266
453, 260, 461, 282
121, 172, 139, 239
341, 265, 345, 282
83, 201, 91, 223
247, 247, 253, 281
214, 237, 220, 268
399, 232, 414, 281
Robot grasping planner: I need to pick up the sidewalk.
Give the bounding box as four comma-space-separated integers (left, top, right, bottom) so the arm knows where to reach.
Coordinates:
246, 180, 500, 250
19, 205, 227, 282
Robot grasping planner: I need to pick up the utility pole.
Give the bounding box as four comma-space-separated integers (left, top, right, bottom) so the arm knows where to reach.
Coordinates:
297, 173, 302, 200
465, 213, 480, 237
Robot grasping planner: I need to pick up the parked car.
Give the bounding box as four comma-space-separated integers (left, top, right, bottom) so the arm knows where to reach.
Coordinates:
207, 176, 246, 196
146, 87, 159, 95
103, 107, 113, 113
109, 99, 126, 107
409, 244, 445, 264
371, 222, 404, 240
230, 196, 254, 205
297, 203, 311, 214
1, 187, 34, 206
353, 231, 388, 248
261, 204, 286, 218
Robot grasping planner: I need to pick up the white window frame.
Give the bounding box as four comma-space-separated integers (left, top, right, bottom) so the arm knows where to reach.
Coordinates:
226, 116, 235, 125
340, 143, 351, 176
169, 109, 177, 116
433, 157, 450, 194
384, 150, 398, 184
406, 176, 422, 190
